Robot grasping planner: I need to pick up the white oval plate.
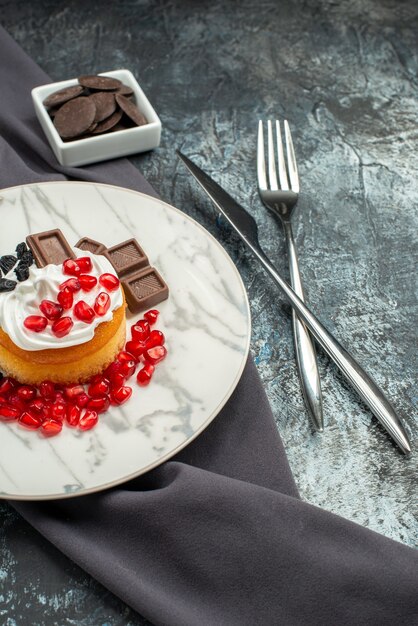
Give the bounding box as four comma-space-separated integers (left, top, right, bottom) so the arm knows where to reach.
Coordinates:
0, 182, 250, 500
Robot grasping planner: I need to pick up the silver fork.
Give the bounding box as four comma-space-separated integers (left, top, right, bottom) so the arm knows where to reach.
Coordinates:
257, 120, 323, 431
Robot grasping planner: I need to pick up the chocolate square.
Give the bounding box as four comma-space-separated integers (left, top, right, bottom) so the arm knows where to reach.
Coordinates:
26, 229, 75, 267
75, 236, 107, 255
122, 266, 169, 313
103, 238, 148, 278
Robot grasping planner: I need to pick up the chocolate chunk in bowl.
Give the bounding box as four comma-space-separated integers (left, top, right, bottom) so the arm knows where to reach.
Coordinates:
78, 74, 122, 91
89, 91, 117, 122
116, 84, 134, 97
115, 94, 147, 126
53, 96, 96, 139
91, 108, 123, 134
43, 84, 84, 109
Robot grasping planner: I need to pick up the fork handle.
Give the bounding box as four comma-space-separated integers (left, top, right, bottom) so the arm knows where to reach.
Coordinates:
283, 221, 323, 431
248, 242, 411, 454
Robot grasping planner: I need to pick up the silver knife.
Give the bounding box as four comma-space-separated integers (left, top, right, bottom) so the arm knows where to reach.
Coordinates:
177, 150, 411, 455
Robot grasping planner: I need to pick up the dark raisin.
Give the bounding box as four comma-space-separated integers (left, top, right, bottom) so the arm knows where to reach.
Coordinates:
19, 250, 33, 266
0, 278, 17, 292
15, 242, 28, 259
0, 255, 17, 274
15, 265, 30, 282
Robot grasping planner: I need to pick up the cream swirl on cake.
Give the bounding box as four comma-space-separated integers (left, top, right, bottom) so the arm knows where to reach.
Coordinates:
0, 250, 123, 351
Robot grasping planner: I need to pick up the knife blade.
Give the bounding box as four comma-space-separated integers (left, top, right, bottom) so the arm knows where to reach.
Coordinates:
177, 150, 411, 455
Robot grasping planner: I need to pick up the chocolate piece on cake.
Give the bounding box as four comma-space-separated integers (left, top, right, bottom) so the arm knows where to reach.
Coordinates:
27, 229, 76, 267
103, 238, 148, 279
75, 237, 107, 255
122, 266, 169, 313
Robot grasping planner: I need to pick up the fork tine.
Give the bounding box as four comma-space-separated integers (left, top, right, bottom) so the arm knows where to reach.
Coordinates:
267, 120, 279, 190
275, 120, 290, 191
284, 120, 300, 193
257, 120, 268, 190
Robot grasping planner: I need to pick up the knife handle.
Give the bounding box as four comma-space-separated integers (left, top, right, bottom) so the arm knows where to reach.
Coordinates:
251, 243, 411, 454
283, 221, 323, 431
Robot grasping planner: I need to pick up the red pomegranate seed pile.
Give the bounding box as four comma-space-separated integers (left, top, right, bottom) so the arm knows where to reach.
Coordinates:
23, 256, 120, 337
0, 309, 166, 436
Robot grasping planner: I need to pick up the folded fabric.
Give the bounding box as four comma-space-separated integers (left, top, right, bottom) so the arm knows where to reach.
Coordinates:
1, 25, 417, 626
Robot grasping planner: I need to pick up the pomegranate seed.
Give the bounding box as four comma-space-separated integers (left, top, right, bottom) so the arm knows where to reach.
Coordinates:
39, 300, 63, 321
110, 386, 132, 405
42, 419, 63, 435
104, 360, 121, 378
79, 274, 97, 291
79, 409, 98, 430
28, 399, 44, 414
119, 359, 136, 379
64, 384, 84, 400
57, 287, 74, 310
74, 301, 95, 323
52, 316, 74, 338
0, 378, 15, 395
94, 292, 110, 316
39, 381, 55, 400
144, 345, 167, 365
19, 411, 42, 429
24, 315, 48, 332
131, 320, 150, 341
63, 258, 81, 276
51, 402, 66, 421
88, 373, 108, 385
144, 309, 159, 325
117, 350, 136, 363
17, 385, 37, 402
144, 330, 165, 349
76, 256, 93, 273
125, 340, 145, 359
109, 371, 125, 388
75, 392, 89, 408
59, 277, 81, 292
88, 379, 110, 397
0, 404, 21, 420
87, 396, 110, 413
42, 402, 52, 419
54, 391, 65, 403
66, 403, 81, 426
9, 394, 25, 411
136, 363, 155, 386
99, 273, 120, 291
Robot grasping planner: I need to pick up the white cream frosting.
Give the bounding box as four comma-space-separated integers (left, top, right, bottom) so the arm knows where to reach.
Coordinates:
0, 249, 123, 351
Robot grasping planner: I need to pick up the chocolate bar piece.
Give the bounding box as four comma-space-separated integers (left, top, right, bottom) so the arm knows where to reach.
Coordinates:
103, 238, 148, 279
75, 236, 107, 255
26, 229, 75, 267
122, 266, 169, 313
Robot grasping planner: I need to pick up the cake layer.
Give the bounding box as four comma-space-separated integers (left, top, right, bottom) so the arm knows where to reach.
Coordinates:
0, 301, 126, 384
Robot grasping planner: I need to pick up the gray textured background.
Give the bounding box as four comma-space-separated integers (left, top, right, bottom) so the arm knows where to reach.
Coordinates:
0, 0, 417, 624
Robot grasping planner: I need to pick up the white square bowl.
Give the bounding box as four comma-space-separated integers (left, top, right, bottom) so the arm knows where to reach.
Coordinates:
31, 69, 161, 167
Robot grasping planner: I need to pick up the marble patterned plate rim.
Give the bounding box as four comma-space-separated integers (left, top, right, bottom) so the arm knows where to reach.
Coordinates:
0, 180, 251, 501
